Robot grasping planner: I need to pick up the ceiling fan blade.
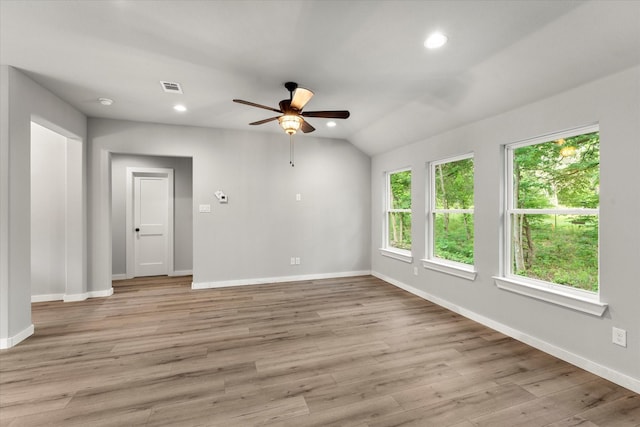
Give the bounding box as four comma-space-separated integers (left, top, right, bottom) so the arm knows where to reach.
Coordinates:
302, 110, 350, 119
233, 99, 282, 113
300, 119, 315, 133
249, 116, 280, 126
290, 88, 314, 111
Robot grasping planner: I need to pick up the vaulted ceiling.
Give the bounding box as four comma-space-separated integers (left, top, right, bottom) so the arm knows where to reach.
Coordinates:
2, 0, 639, 155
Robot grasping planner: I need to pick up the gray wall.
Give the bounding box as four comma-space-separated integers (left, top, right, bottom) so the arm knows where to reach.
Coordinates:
371, 66, 640, 389
111, 153, 193, 276
31, 122, 67, 297
0, 66, 86, 346
88, 119, 371, 290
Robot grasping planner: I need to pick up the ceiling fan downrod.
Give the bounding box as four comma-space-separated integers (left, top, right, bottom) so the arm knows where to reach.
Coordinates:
284, 81, 298, 102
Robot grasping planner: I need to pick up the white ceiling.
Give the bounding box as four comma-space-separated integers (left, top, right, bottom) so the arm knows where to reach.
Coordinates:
1, 0, 639, 155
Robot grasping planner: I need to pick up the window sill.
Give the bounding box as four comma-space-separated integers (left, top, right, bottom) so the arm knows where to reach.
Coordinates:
493, 276, 607, 317
422, 258, 477, 281
379, 248, 413, 263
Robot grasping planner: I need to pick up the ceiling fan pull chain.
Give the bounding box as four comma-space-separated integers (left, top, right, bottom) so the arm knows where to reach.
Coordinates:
289, 135, 295, 167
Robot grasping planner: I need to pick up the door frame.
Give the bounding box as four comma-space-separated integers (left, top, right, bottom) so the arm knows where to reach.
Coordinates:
125, 167, 174, 279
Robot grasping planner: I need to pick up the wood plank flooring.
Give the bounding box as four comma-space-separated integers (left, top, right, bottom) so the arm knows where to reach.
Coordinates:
1, 275, 638, 426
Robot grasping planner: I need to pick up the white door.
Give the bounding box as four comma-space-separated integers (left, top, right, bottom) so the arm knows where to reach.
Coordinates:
134, 176, 169, 277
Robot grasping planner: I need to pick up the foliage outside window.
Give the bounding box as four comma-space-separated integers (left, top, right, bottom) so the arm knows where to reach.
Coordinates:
386, 169, 411, 252
507, 127, 599, 292
429, 155, 474, 265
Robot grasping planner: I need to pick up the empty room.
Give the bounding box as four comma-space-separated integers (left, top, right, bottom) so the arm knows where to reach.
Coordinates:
1, 1, 639, 425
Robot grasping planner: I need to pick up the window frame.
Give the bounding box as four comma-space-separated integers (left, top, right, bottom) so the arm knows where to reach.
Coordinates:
380, 167, 413, 263
494, 124, 607, 316
422, 153, 477, 280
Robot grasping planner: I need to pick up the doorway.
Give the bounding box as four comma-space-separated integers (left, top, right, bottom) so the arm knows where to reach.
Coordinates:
126, 168, 174, 278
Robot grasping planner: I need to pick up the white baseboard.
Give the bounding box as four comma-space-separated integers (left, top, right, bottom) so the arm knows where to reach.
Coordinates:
33, 287, 114, 303
62, 287, 113, 302
0, 324, 34, 349
90, 288, 114, 298
371, 271, 640, 395
171, 270, 193, 277
63, 293, 88, 302
31, 293, 65, 303
192, 270, 371, 290
114, 271, 192, 280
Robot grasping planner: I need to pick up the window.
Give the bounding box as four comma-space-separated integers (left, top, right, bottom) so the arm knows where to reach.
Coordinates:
423, 154, 476, 280
495, 125, 605, 316
381, 169, 412, 262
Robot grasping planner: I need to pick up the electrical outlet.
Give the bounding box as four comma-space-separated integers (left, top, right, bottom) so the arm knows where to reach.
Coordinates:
290, 257, 295, 265
612, 327, 627, 347
413, 266, 418, 276
295, 257, 300, 265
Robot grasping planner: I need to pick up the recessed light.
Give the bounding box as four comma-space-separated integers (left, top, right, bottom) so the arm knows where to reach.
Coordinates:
326, 121, 337, 128
424, 32, 448, 49
98, 97, 113, 106
173, 104, 187, 112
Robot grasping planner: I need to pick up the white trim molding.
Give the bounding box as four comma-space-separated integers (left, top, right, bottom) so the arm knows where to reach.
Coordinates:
63, 287, 113, 302
193, 270, 371, 290
379, 248, 413, 263
372, 271, 638, 394
90, 288, 114, 298
63, 293, 88, 302
171, 270, 193, 277
112, 274, 127, 281
31, 293, 65, 303
422, 258, 477, 281
0, 324, 34, 349
494, 276, 607, 317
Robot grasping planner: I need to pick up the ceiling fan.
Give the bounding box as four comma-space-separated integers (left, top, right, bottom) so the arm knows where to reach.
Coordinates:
233, 82, 350, 135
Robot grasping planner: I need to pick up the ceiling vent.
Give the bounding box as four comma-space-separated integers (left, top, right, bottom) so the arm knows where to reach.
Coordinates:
160, 81, 183, 94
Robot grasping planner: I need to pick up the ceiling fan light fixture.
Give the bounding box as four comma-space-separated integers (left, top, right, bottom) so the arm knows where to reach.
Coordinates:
279, 115, 302, 135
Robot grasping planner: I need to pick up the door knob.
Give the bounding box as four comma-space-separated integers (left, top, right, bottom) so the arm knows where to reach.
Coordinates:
135, 228, 140, 232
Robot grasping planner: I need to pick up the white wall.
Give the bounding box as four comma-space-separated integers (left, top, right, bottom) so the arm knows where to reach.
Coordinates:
31, 122, 67, 297
0, 66, 86, 348
371, 66, 640, 392
88, 118, 371, 291
111, 154, 193, 276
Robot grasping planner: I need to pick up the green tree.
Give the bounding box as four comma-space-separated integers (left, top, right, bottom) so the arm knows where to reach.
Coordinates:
390, 170, 411, 250
512, 131, 599, 290
434, 158, 474, 263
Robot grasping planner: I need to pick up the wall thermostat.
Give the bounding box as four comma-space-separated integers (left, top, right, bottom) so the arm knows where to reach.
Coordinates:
214, 190, 228, 203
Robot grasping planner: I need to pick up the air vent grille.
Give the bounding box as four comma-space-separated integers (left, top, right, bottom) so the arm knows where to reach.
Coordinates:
160, 81, 183, 94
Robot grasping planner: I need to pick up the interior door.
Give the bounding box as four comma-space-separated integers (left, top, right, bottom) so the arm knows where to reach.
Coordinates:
134, 176, 169, 277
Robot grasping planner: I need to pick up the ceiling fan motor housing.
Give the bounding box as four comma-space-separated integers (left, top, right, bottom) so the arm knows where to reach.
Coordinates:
284, 81, 298, 95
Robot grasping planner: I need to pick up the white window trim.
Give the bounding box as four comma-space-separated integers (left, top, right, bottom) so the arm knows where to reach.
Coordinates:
380, 247, 413, 263
422, 258, 476, 280
496, 123, 606, 316
382, 167, 412, 261
494, 275, 607, 317
425, 153, 475, 279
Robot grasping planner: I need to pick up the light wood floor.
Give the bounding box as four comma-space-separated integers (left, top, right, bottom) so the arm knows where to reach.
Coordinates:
1, 275, 638, 426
